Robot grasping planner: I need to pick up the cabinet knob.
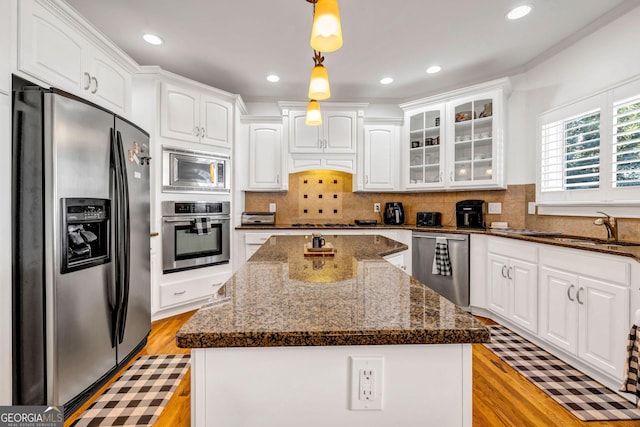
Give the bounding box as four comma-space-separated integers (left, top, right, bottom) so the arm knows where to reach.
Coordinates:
83, 72, 91, 90
91, 76, 98, 94
576, 287, 584, 305
567, 284, 575, 302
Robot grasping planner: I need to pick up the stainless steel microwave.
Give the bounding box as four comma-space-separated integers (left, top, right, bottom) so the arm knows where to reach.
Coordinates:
162, 146, 230, 193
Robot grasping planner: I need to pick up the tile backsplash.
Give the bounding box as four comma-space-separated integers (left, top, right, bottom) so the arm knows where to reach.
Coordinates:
244, 173, 640, 241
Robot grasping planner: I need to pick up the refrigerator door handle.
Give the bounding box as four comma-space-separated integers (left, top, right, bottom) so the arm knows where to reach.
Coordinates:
109, 128, 122, 348
116, 130, 131, 345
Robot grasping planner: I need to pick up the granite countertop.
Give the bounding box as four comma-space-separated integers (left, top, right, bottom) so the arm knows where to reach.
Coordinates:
237, 224, 640, 262
177, 234, 490, 348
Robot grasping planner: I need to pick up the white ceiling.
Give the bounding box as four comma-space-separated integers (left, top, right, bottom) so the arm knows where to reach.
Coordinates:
65, 0, 640, 103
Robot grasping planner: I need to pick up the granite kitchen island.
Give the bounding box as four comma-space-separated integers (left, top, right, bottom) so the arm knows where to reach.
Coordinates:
177, 235, 489, 427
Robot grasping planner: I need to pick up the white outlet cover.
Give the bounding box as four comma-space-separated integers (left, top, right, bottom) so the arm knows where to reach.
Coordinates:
528, 202, 536, 215
269, 203, 276, 212
488, 202, 502, 214
350, 356, 384, 410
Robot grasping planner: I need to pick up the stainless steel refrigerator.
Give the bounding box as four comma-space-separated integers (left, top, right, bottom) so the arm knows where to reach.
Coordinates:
12, 78, 151, 417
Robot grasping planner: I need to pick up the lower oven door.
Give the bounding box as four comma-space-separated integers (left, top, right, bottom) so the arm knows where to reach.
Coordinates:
162, 215, 230, 273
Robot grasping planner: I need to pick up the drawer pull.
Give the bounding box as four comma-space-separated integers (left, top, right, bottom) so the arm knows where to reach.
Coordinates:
567, 284, 575, 302
212, 282, 222, 287
174, 290, 186, 296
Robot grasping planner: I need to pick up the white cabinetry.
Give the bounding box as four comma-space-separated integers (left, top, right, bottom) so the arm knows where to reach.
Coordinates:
160, 82, 232, 148
288, 110, 357, 153
17, 0, 135, 116
362, 124, 400, 191
0, 0, 9, 94
247, 122, 286, 191
159, 269, 230, 309
400, 78, 509, 190
539, 247, 630, 379
487, 237, 538, 333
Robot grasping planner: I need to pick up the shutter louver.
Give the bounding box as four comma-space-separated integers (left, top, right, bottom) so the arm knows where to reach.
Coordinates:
540, 109, 600, 192
612, 97, 640, 188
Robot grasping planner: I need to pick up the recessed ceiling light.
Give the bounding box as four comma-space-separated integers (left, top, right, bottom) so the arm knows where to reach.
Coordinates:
506, 5, 532, 20
266, 74, 280, 83
426, 65, 442, 74
380, 77, 394, 85
142, 33, 163, 45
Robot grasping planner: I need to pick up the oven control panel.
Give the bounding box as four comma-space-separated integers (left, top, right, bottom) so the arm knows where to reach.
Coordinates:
162, 201, 230, 216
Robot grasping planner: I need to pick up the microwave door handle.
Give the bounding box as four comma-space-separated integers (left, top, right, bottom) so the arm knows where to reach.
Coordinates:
210, 162, 215, 183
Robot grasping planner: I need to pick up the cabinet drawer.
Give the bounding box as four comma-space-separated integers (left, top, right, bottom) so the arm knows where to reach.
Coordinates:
540, 247, 629, 286
160, 270, 231, 308
487, 237, 537, 263
245, 233, 275, 245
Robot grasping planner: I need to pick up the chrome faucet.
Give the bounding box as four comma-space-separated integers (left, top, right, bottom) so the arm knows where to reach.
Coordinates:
594, 211, 618, 241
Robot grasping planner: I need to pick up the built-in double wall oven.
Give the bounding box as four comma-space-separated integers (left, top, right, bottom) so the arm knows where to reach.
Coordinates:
161, 201, 230, 273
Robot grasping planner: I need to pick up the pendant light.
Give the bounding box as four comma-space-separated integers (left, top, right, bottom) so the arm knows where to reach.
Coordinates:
308, 51, 330, 100
309, 0, 343, 52
306, 100, 322, 126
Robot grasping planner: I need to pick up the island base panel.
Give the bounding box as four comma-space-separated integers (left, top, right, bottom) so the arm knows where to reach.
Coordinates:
192, 344, 472, 427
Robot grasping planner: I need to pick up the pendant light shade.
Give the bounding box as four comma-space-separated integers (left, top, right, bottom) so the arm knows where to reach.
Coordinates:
308, 64, 331, 100
310, 0, 343, 52
306, 100, 322, 126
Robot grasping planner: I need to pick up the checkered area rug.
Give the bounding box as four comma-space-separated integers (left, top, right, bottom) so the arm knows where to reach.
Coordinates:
483, 325, 640, 421
71, 354, 190, 427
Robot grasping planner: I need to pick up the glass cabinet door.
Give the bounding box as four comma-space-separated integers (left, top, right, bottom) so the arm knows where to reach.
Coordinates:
451, 97, 494, 184
407, 105, 444, 188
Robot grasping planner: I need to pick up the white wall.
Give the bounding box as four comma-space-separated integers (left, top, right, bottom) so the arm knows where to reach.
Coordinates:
0, 0, 11, 405
508, 5, 640, 184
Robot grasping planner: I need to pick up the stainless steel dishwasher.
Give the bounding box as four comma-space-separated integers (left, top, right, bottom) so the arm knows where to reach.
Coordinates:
412, 232, 470, 307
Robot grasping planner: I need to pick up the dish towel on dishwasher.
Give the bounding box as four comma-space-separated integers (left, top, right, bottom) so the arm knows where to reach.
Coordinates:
432, 237, 452, 276
620, 310, 640, 406
192, 218, 211, 235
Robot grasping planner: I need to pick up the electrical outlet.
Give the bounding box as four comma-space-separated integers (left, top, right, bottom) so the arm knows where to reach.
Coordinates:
488, 202, 502, 214
269, 203, 276, 213
374, 203, 381, 213
528, 202, 536, 215
350, 356, 384, 410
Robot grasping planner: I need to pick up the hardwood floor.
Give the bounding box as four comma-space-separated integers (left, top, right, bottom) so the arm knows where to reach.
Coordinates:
66, 313, 638, 426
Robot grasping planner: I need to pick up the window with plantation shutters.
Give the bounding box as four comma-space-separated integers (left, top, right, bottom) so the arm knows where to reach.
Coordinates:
537, 77, 640, 210
541, 109, 601, 192
612, 96, 640, 188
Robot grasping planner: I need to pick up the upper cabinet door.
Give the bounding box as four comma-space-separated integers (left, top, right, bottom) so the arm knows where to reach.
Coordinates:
447, 91, 503, 188
88, 45, 132, 115
160, 83, 199, 143
248, 124, 285, 190
324, 111, 356, 153
404, 104, 445, 190
290, 111, 322, 153
363, 125, 398, 190
18, 0, 86, 91
200, 95, 231, 148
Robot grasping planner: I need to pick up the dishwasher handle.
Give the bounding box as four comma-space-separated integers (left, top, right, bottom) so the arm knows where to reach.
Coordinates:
412, 234, 467, 242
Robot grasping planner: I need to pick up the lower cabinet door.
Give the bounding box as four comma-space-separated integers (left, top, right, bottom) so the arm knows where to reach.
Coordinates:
509, 259, 538, 333
577, 276, 628, 379
487, 253, 509, 317
539, 266, 579, 355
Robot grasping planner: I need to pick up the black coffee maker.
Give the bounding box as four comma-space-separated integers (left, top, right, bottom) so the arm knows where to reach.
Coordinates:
384, 202, 405, 225
456, 200, 485, 229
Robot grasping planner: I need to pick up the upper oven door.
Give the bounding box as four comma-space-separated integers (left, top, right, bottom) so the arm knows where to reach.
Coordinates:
161, 215, 230, 273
